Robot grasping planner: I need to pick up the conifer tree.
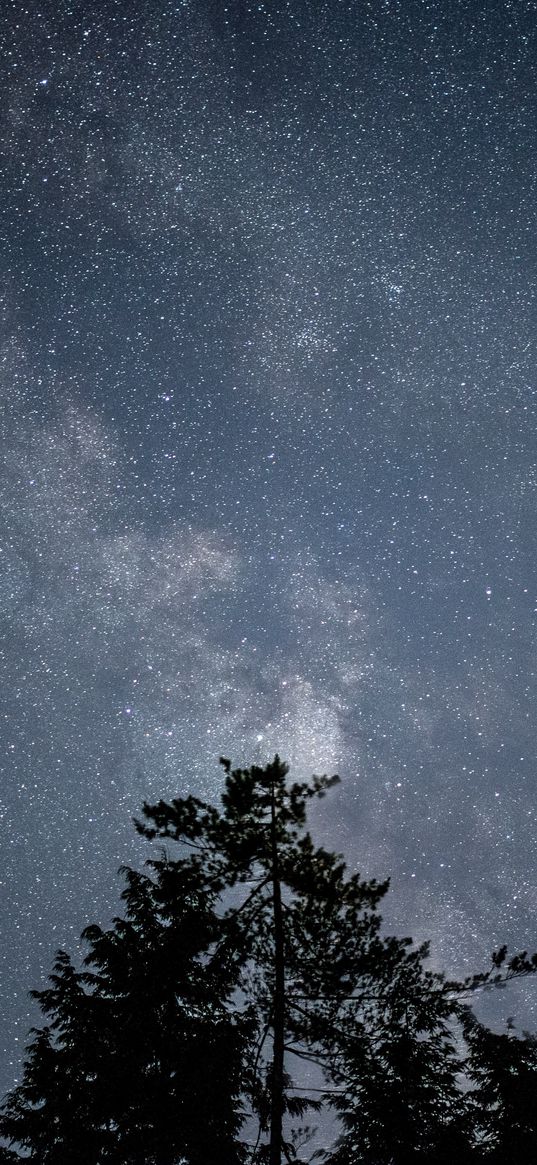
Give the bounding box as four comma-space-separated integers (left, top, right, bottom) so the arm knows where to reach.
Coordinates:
326, 964, 474, 1163
2, 755, 537, 1164
131, 759, 477, 1160
1, 950, 106, 1163
461, 1007, 537, 1161
135, 755, 345, 1164
134, 756, 537, 1165
1, 849, 247, 1163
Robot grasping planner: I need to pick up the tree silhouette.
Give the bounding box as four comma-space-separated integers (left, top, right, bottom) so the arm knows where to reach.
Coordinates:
461, 1007, 537, 1161
135, 756, 537, 1163
1, 851, 247, 1163
2, 756, 536, 1164
326, 971, 474, 1164
135, 755, 344, 1163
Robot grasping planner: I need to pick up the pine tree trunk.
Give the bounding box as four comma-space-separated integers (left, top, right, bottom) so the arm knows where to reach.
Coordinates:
269, 776, 285, 1165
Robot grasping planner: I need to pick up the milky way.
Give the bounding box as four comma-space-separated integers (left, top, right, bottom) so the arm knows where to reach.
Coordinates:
2, 0, 537, 1093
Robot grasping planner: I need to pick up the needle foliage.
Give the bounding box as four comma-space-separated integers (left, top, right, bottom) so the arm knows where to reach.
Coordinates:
2, 757, 537, 1164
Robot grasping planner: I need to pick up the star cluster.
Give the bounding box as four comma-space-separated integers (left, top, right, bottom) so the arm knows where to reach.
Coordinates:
1, 0, 537, 1092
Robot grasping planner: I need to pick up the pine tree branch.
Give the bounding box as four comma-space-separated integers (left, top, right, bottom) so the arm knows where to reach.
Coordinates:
226, 876, 272, 921
251, 1020, 271, 1083
287, 1085, 346, 1095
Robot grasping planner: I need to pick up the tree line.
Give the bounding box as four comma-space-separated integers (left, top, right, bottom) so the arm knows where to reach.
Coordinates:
1, 756, 537, 1163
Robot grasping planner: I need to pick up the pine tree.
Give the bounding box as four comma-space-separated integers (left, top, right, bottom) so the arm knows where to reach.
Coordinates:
326, 965, 474, 1164
462, 1007, 537, 1161
135, 755, 345, 1164
135, 756, 537, 1165
134, 759, 448, 1161
1, 949, 112, 1162
1, 851, 247, 1163
3, 755, 536, 1164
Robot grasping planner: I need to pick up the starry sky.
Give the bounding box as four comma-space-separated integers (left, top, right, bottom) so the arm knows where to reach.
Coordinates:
2, 0, 537, 1096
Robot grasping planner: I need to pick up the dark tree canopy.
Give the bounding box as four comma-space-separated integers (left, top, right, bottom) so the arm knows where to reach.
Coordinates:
1, 858, 247, 1164
2, 756, 536, 1164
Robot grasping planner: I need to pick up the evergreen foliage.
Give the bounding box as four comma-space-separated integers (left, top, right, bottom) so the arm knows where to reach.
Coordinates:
1, 756, 536, 1164
2, 853, 247, 1163
461, 1007, 537, 1162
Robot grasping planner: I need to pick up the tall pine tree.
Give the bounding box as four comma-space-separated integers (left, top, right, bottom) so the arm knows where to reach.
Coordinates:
3, 756, 537, 1164
135, 756, 537, 1164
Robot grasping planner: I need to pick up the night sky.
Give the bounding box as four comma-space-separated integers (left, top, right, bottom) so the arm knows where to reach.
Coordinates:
2, 0, 537, 1097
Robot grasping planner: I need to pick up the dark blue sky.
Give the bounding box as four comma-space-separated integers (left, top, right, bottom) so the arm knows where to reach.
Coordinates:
2, 0, 537, 1097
